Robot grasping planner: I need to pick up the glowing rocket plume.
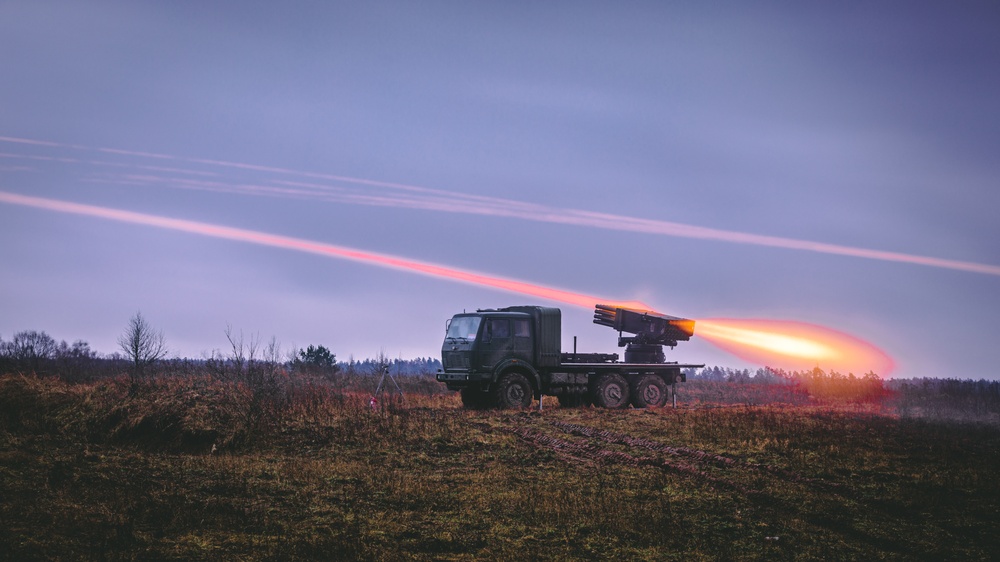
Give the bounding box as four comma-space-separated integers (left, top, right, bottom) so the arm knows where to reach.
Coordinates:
696, 319, 895, 375
0, 191, 644, 311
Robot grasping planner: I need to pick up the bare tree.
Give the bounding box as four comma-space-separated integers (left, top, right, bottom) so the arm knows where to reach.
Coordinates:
220, 325, 287, 432
117, 311, 167, 385
4, 330, 58, 373
55, 339, 99, 381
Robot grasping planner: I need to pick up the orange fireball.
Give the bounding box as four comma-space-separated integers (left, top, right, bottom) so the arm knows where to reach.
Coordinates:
695, 318, 894, 376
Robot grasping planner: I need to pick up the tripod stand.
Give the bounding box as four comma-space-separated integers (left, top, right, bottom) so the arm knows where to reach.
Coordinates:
369, 363, 404, 410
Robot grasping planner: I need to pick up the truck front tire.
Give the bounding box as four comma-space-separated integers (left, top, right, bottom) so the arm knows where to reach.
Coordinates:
631, 374, 668, 408
592, 373, 630, 409
494, 372, 533, 409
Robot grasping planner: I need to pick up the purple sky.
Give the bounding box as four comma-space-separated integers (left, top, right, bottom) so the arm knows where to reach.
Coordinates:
2, 2, 998, 378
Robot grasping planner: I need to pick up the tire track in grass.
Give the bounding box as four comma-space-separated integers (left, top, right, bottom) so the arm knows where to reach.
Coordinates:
548, 420, 844, 493
471, 419, 753, 494
470, 416, 916, 558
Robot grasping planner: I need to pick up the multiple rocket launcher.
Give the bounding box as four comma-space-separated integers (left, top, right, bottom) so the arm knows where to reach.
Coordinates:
593, 304, 696, 364
593, 304, 696, 347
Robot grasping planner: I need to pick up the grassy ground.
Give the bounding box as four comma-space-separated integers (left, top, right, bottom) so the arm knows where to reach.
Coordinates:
1, 374, 998, 560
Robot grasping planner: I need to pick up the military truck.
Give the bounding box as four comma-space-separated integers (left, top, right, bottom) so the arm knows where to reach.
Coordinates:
436, 304, 704, 409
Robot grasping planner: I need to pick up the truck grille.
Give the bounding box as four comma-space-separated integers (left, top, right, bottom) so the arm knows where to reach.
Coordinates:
443, 352, 470, 370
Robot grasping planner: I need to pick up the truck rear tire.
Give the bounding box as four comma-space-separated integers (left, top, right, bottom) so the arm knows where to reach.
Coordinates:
493, 372, 533, 409
631, 374, 668, 408
592, 373, 630, 409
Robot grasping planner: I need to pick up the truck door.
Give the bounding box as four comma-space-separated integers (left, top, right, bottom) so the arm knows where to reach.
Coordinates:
511, 317, 533, 361
478, 318, 513, 370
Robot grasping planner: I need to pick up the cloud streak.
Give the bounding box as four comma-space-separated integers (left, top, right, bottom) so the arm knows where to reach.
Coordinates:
1, 189, 898, 374
4, 135, 998, 277
0, 190, 646, 311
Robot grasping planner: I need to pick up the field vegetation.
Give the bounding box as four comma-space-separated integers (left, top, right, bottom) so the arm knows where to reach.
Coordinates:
2, 363, 999, 560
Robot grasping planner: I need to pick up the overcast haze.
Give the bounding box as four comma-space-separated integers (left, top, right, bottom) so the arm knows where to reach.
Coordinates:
2, 1, 998, 378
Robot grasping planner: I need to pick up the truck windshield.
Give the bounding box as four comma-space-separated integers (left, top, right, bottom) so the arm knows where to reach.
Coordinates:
446, 316, 481, 341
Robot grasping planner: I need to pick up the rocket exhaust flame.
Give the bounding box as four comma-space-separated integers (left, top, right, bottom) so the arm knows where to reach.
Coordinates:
696, 319, 895, 376
0, 190, 895, 376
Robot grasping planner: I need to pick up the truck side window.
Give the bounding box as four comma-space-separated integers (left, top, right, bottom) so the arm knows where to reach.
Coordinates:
491, 319, 510, 338
513, 319, 530, 338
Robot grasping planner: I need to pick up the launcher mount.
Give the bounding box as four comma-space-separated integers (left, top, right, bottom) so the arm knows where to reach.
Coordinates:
593, 304, 696, 364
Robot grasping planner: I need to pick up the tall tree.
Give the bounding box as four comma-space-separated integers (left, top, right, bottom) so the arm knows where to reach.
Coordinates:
117, 311, 167, 385
296, 345, 338, 374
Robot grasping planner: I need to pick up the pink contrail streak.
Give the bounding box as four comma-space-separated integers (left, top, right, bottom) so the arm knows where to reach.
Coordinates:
3, 134, 998, 277
0, 191, 644, 310
0, 189, 898, 374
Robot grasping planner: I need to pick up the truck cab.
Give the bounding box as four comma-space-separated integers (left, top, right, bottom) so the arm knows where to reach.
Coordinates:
437, 306, 561, 407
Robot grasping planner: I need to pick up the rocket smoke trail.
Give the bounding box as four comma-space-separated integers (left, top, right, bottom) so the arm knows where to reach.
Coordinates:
0, 191, 644, 310
0, 190, 895, 374
2, 135, 998, 277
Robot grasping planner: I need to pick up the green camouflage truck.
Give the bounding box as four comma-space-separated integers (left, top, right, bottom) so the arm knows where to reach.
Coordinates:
437, 305, 704, 409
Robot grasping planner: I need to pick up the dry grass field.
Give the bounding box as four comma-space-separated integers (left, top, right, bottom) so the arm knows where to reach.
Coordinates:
1, 373, 998, 560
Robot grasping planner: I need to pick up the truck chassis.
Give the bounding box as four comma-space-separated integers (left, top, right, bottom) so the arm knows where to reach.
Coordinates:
437, 305, 703, 409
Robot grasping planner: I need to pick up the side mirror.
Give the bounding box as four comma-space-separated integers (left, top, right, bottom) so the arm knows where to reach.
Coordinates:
445, 318, 452, 333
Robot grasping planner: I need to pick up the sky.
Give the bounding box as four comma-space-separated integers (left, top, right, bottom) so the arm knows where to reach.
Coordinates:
1, 1, 998, 378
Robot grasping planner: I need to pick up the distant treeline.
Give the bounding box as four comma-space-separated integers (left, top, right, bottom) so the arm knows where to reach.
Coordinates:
680, 365, 1000, 424
687, 364, 999, 400
683, 365, 887, 403
0, 329, 440, 381
0, 330, 112, 380
686, 365, 999, 396
3, 329, 998, 424
340, 357, 442, 376
888, 377, 1000, 423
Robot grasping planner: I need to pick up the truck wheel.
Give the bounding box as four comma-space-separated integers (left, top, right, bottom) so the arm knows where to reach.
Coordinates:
493, 372, 533, 409
631, 374, 668, 408
592, 373, 630, 409
460, 388, 490, 410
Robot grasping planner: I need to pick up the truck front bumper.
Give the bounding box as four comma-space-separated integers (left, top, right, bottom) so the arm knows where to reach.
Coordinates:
436, 370, 491, 384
